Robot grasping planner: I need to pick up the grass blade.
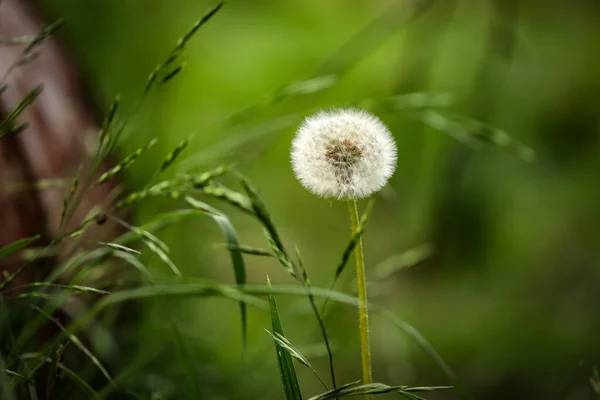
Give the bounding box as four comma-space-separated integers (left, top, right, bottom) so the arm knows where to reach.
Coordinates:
0, 86, 43, 138
144, 240, 181, 277
23, 18, 65, 55
59, 166, 82, 229
95, 282, 265, 310
266, 330, 329, 390
267, 278, 302, 400
96, 242, 141, 255
307, 382, 452, 400
169, 316, 201, 398
185, 196, 247, 353
56, 362, 100, 399
31, 306, 115, 388
240, 177, 336, 389
0, 235, 40, 260
373, 244, 433, 280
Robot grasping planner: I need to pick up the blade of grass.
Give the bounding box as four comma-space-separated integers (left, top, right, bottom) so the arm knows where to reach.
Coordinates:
241, 177, 336, 389
30, 306, 115, 388
96, 242, 141, 255
56, 362, 100, 399
307, 382, 452, 400
267, 277, 302, 400
265, 330, 329, 390
373, 244, 433, 280
185, 196, 247, 353
169, 316, 201, 398
0, 235, 40, 261
59, 166, 82, 229
0, 86, 43, 138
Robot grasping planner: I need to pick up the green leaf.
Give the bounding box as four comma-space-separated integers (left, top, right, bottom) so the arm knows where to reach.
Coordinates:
0, 235, 40, 260
185, 196, 247, 353
267, 278, 302, 400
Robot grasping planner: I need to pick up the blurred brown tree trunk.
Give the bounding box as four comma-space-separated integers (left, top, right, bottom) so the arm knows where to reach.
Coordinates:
0, 0, 118, 285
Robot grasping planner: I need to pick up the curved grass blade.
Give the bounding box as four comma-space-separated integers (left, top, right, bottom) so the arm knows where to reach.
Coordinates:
56, 362, 100, 399
420, 110, 536, 162
144, 240, 181, 277
266, 330, 329, 390
185, 196, 247, 353
94, 283, 265, 311
169, 316, 201, 398
8, 282, 109, 295
307, 381, 452, 400
240, 177, 336, 389
96, 242, 141, 255
373, 244, 433, 280
31, 306, 115, 388
111, 251, 152, 279
0, 235, 40, 260
267, 278, 302, 400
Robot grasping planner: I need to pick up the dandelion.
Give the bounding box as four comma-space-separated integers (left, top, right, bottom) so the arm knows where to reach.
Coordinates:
291, 108, 397, 396
291, 108, 397, 199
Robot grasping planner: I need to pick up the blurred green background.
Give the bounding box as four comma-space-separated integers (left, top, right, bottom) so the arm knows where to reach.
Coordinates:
38, 0, 600, 399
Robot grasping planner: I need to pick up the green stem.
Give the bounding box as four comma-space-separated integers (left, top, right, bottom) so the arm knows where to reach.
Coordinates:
348, 199, 373, 396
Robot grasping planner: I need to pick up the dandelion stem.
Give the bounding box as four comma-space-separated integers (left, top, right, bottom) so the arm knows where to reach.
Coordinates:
348, 198, 373, 397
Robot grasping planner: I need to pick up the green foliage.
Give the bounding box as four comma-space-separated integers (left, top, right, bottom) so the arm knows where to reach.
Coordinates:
7, 0, 593, 399
0, 236, 40, 261
268, 278, 303, 400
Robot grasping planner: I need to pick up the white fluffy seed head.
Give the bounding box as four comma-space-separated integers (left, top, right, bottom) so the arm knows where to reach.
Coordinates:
291, 108, 397, 200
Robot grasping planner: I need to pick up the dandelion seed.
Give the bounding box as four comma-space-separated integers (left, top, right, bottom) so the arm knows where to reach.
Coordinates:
291, 108, 397, 199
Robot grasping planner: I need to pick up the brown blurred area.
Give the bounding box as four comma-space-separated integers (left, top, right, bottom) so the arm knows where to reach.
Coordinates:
0, 0, 118, 285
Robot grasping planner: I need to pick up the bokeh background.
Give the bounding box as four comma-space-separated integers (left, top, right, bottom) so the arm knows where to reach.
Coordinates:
32, 0, 600, 398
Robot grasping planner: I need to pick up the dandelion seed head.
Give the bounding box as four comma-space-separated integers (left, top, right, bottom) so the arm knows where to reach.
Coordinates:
291, 108, 397, 199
